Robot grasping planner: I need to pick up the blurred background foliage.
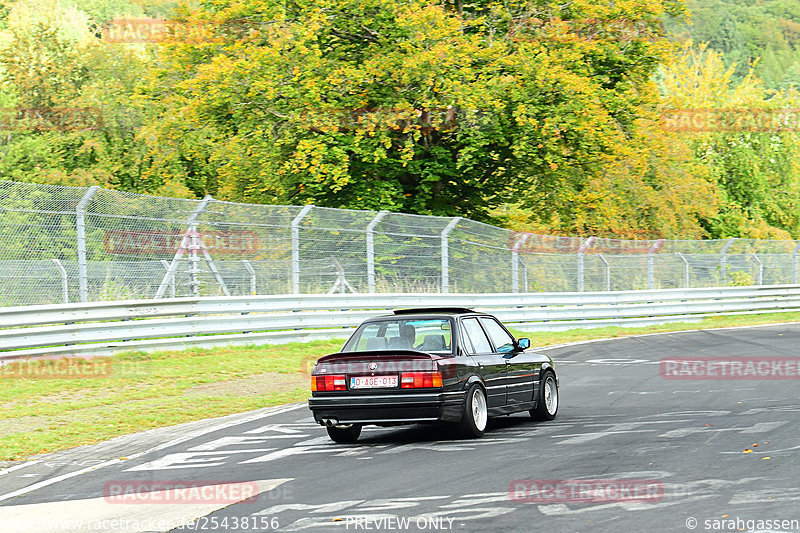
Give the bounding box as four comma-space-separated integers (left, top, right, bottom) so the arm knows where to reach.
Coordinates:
0, 0, 799, 240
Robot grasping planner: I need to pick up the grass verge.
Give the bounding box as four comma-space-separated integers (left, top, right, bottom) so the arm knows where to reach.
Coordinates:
1, 310, 798, 461
0, 339, 342, 461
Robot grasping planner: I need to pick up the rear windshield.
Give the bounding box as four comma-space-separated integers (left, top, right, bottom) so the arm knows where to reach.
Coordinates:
343, 318, 453, 353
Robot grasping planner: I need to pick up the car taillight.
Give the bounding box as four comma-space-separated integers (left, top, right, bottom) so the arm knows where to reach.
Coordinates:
312, 375, 347, 392
400, 371, 443, 388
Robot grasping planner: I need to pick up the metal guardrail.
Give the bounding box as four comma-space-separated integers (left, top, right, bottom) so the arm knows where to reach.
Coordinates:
1, 285, 799, 360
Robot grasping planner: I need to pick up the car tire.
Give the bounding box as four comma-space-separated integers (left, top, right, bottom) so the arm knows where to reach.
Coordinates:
530, 370, 558, 421
326, 424, 362, 443
457, 384, 488, 438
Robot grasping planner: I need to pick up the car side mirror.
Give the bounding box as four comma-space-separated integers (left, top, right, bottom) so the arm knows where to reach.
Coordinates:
517, 338, 530, 350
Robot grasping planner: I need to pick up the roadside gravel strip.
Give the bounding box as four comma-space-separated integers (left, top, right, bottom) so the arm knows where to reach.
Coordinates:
1, 324, 799, 532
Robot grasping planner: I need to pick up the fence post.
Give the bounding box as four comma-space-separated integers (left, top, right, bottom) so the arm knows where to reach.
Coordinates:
441, 217, 461, 294
751, 253, 763, 285
676, 252, 690, 288
597, 253, 610, 291
155, 196, 212, 299
52, 259, 68, 303
160, 259, 175, 298
291, 205, 314, 294
189, 227, 200, 296
511, 250, 519, 293
242, 259, 256, 295
366, 210, 388, 293
577, 237, 595, 292
197, 242, 231, 297
76, 185, 100, 302
647, 239, 665, 290
719, 238, 736, 284
511, 233, 523, 293
520, 256, 529, 293
793, 241, 800, 284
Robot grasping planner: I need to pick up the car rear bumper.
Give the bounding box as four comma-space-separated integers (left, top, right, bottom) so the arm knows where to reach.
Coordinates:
308, 390, 466, 425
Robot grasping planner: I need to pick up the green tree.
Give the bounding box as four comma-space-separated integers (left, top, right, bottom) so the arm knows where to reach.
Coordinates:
142, 0, 687, 222
668, 0, 800, 90
0, 0, 165, 192
660, 43, 800, 238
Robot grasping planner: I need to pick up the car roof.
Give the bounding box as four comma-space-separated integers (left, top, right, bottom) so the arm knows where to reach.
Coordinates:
362, 308, 492, 321
393, 307, 478, 315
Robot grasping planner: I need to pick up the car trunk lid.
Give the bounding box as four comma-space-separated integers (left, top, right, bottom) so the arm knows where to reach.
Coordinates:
314, 350, 440, 376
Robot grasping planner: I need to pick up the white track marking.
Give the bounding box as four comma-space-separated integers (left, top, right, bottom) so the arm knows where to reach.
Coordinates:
0, 461, 41, 476
189, 435, 307, 451
356, 496, 450, 512
536, 495, 714, 516
721, 443, 800, 455
253, 500, 366, 516
0, 404, 303, 502
551, 429, 657, 444
239, 445, 351, 463
125, 449, 280, 471
244, 424, 309, 435
659, 421, 788, 438
729, 488, 800, 504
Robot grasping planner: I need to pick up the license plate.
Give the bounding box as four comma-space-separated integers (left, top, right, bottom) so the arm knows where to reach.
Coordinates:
350, 375, 398, 389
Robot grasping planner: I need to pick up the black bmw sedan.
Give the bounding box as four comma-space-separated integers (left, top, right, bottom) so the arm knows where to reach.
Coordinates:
307, 308, 558, 443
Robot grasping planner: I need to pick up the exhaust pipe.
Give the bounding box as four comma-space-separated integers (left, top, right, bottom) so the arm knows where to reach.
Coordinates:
321, 418, 338, 427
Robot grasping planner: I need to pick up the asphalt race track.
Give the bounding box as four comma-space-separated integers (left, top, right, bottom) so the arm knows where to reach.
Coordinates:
1, 324, 799, 533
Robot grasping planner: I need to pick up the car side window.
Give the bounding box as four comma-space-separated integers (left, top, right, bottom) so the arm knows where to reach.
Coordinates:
479, 318, 515, 353
458, 323, 475, 355
461, 318, 493, 354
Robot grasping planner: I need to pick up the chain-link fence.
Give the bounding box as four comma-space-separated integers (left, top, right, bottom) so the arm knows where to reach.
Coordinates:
1, 180, 799, 307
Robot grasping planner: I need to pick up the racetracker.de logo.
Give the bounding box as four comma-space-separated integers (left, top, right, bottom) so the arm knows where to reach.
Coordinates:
103, 17, 260, 44
509, 479, 663, 504
0, 107, 102, 131
660, 356, 800, 380
103, 229, 259, 256
0, 359, 113, 380
104, 480, 260, 504
660, 108, 800, 132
